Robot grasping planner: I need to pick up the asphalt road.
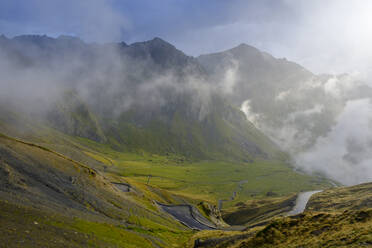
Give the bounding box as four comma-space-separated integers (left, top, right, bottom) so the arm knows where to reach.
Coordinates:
157, 203, 216, 230
287, 190, 322, 215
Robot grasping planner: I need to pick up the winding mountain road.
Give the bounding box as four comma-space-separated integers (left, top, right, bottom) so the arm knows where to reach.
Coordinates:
157, 203, 216, 230
158, 190, 322, 231
287, 190, 322, 215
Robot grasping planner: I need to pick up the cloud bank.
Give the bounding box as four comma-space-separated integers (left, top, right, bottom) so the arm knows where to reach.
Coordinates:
295, 99, 372, 185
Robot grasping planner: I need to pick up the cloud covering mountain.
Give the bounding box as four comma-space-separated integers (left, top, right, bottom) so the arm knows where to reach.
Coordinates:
0, 35, 282, 162
1, 31, 372, 185
198, 44, 372, 185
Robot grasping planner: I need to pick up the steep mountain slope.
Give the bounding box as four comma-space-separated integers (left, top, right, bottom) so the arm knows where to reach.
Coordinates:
0, 133, 193, 247
0, 35, 340, 247
0, 125, 334, 247
0, 34, 336, 199
0, 107, 332, 206
198, 45, 372, 152
47, 91, 106, 143
198, 44, 313, 106
0, 35, 283, 161
107, 95, 283, 161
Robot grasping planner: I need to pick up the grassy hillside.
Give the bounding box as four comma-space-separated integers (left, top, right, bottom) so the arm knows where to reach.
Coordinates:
47, 90, 107, 143
69, 133, 332, 207
0, 200, 181, 248
306, 182, 372, 212
191, 183, 372, 247
0, 35, 343, 247
0, 133, 194, 247
0, 104, 339, 248
2, 127, 365, 248
0, 101, 336, 247
0, 104, 333, 207
221, 194, 297, 226
103, 96, 285, 162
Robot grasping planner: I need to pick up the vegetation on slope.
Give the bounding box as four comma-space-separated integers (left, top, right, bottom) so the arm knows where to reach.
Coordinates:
71, 132, 332, 207
47, 90, 107, 143
0, 116, 334, 248
102, 95, 285, 161
0, 133, 193, 247
221, 194, 297, 226
0, 35, 287, 162
0, 200, 164, 248
191, 183, 372, 248
0, 35, 348, 248
306, 182, 372, 212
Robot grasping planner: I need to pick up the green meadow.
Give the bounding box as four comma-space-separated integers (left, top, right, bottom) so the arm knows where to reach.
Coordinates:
73, 136, 333, 207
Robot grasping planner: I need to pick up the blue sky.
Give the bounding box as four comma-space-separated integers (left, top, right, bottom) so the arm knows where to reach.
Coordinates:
0, 0, 290, 48
1, 0, 372, 75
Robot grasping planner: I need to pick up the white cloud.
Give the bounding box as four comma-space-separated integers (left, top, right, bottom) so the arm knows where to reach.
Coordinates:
295, 98, 372, 185
240, 100, 260, 125
220, 59, 239, 95
275, 90, 291, 101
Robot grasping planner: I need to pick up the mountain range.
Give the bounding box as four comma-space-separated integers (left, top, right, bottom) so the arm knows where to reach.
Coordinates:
0, 34, 371, 247
0, 34, 286, 161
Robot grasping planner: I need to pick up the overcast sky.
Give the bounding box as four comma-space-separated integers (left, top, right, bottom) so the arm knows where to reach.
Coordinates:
1, 0, 372, 76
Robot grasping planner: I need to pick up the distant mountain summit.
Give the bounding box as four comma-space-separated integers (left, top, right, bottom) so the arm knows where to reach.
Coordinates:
125, 37, 204, 74
0, 35, 283, 161
2, 34, 370, 165
198, 43, 312, 106
198, 43, 372, 153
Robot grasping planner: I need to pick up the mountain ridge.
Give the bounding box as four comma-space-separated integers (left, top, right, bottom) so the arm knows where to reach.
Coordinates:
1, 34, 359, 248
0, 34, 285, 161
